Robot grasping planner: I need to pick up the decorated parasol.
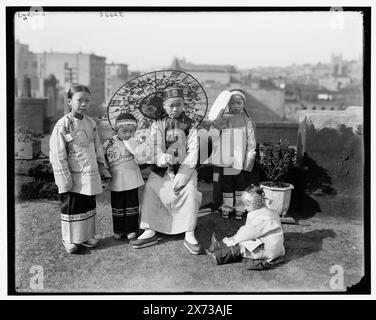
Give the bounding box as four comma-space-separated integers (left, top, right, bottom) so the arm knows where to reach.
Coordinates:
107, 70, 208, 130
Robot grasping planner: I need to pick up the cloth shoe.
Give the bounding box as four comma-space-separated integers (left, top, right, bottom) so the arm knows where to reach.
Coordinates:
127, 232, 138, 240
114, 233, 123, 240
235, 211, 244, 220
221, 209, 231, 219
81, 238, 99, 248
183, 239, 202, 255
130, 235, 158, 249
208, 232, 223, 252
62, 241, 78, 254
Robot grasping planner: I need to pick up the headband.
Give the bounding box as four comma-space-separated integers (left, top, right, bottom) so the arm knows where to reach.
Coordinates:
230, 90, 246, 103
115, 119, 137, 130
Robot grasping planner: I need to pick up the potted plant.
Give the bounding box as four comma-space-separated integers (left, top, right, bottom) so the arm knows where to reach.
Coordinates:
257, 141, 297, 223
15, 127, 44, 159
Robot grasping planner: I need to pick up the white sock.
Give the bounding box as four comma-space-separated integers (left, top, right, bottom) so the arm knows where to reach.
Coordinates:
185, 231, 198, 245
137, 229, 155, 240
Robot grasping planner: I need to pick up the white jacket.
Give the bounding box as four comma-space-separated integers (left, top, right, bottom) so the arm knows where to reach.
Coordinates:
49, 113, 111, 195
210, 111, 256, 172
103, 135, 145, 192
224, 207, 285, 262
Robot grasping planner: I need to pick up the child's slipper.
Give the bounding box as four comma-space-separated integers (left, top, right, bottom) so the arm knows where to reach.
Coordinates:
113, 233, 123, 240
130, 235, 158, 249
184, 240, 202, 255
81, 238, 99, 248
62, 241, 78, 254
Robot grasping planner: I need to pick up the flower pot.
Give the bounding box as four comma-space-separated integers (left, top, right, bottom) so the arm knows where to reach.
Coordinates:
15, 141, 41, 159
260, 182, 294, 218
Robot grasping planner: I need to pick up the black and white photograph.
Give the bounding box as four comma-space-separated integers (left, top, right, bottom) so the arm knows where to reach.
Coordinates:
4, 1, 371, 298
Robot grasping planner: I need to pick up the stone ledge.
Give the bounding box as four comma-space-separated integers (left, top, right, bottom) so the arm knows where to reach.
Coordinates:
298, 106, 363, 133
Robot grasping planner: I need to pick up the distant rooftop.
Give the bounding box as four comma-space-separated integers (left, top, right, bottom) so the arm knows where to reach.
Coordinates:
171, 57, 238, 73
37, 50, 106, 60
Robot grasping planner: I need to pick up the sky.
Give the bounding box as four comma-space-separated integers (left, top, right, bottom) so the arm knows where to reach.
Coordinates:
15, 10, 363, 72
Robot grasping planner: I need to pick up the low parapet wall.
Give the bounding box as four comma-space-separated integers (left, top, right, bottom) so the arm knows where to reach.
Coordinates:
297, 107, 363, 196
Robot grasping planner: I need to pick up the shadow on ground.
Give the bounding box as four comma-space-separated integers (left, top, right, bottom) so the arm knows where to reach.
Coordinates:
283, 229, 336, 263
196, 212, 337, 265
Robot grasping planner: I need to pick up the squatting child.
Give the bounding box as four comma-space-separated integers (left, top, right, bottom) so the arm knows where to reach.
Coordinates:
206, 185, 285, 270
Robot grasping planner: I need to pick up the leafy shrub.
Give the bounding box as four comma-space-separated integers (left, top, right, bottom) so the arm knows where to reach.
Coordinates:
28, 162, 55, 181
18, 161, 58, 200
257, 142, 297, 188
19, 180, 58, 200
15, 127, 44, 142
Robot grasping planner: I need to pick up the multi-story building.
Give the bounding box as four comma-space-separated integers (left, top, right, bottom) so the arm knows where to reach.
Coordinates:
170, 57, 240, 85
15, 40, 43, 98
105, 62, 129, 103
35, 51, 106, 112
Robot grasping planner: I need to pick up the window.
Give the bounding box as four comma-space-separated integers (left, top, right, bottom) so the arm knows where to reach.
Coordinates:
312, 106, 316, 110
24, 61, 28, 69
321, 107, 326, 110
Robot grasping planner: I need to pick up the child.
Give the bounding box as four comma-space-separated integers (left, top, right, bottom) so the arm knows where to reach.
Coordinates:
49, 83, 111, 254
210, 89, 258, 220
103, 113, 145, 240
206, 185, 285, 270
130, 87, 202, 255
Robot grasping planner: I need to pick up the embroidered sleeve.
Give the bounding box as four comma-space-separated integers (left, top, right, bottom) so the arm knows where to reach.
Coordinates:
94, 124, 111, 180
103, 138, 112, 170
243, 118, 257, 172
172, 127, 199, 191
49, 122, 73, 193
150, 121, 170, 167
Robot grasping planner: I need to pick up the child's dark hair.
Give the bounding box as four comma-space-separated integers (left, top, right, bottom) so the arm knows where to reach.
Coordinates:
241, 184, 267, 209
116, 112, 137, 122
67, 83, 91, 99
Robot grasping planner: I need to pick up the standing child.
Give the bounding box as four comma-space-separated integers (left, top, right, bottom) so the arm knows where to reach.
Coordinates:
103, 113, 145, 240
210, 89, 258, 220
206, 185, 285, 270
49, 84, 111, 254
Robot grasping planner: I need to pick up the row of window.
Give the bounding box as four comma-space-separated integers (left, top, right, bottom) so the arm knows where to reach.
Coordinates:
301, 106, 336, 110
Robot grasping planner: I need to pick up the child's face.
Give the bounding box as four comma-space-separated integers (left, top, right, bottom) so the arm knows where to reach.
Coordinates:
117, 124, 136, 141
245, 202, 259, 213
68, 91, 91, 115
228, 95, 245, 114
163, 97, 184, 118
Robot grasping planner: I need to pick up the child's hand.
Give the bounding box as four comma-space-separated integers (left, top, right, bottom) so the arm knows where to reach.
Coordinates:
135, 135, 146, 144
60, 179, 73, 193
102, 177, 111, 190
172, 173, 189, 194
222, 236, 236, 247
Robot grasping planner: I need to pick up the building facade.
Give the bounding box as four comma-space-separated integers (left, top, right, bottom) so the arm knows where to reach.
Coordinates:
35, 51, 106, 110
15, 40, 43, 98
170, 57, 240, 85
105, 62, 129, 103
